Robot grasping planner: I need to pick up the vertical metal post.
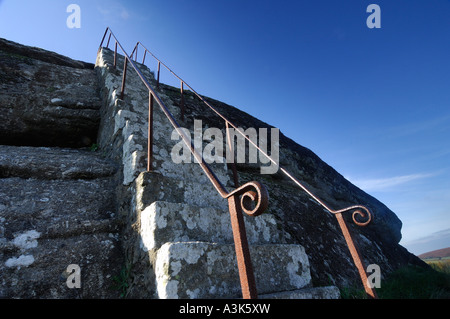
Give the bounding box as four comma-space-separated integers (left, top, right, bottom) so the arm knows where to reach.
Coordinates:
130, 43, 137, 61
180, 81, 185, 121
226, 122, 239, 188
106, 33, 112, 48
99, 28, 109, 49
114, 41, 117, 68
227, 195, 258, 299
335, 213, 378, 299
157, 61, 161, 89
142, 50, 147, 65
120, 58, 128, 100
147, 91, 154, 172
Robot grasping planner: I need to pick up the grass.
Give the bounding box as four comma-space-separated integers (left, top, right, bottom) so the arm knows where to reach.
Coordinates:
339, 284, 370, 299
377, 264, 450, 299
341, 262, 450, 299
424, 257, 450, 274
111, 263, 132, 298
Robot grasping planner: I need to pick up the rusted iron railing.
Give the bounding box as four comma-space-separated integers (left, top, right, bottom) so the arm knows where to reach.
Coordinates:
99, 27, 264, 299
99, 27, 378, 299
129, 40, 379, 299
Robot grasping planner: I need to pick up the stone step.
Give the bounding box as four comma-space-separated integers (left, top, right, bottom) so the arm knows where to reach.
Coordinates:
139, 200, 291, 252
154, 241, 312, 299
0, 231, 122, 298
259, 286, 341, 299
0, 176, 123, 298
0, 39, 102, 148
96, 47, 342, 300
134, 171, 234, 214
0, 146, 123, 298
0, 176, 119, 243
0, 145, 118, 180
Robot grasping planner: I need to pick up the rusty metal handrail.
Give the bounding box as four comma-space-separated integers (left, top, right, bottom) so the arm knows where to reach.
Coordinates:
99, 27, 378, 298
99, 27, 265, 299
129, 39, 378, 299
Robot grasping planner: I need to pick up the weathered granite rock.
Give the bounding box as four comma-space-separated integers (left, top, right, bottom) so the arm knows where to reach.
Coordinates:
93, 46, 425, 294
0, 145, 123, 298
0, 231, 121, 298
0, 37, 101, 147
94, 47, 339, 299
0, 145, 118, 179
154, 242, 312, 298
260, 286, 341, 299
131, 66, 427, 289
0, 41, 123, 298
0, 38, 125, 298
0, 37, 426, 299
0, 37, 94, 69
171, 87, 404, 245
139, 200, 289, 251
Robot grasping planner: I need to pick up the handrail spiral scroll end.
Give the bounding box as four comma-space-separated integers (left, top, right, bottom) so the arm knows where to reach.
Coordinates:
226, 181, 269, 217
335, 205, 373, 227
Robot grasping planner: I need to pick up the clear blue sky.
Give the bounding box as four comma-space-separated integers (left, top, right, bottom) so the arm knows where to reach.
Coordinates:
1, 0, 449, 256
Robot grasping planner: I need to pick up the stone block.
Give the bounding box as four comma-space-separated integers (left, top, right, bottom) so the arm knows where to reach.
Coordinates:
135, 171, 230, 212
139, 201, 288, 252
260, 286, 341, 299
0, 38, 101, 147
0, 145, 117, 180
154, 242, 311, 299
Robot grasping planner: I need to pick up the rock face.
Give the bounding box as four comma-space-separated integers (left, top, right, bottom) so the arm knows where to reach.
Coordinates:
0, 146, 123, 298
0, 38, 101, 148
0, 39, 123, 298
0, 37, 426, 299
181, 93, 425, 287
95, 47, 339, 299
94, 45, 425, 298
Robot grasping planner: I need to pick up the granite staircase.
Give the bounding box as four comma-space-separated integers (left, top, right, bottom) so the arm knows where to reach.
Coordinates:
95, 44, 340, 299
0, 146, 122, 298
0, 39, 123, 298
137, 174, 340, 299
0, 34, 342, 299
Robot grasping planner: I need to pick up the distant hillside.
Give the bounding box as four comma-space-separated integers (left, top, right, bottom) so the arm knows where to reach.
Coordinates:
418, 247, 450, 259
